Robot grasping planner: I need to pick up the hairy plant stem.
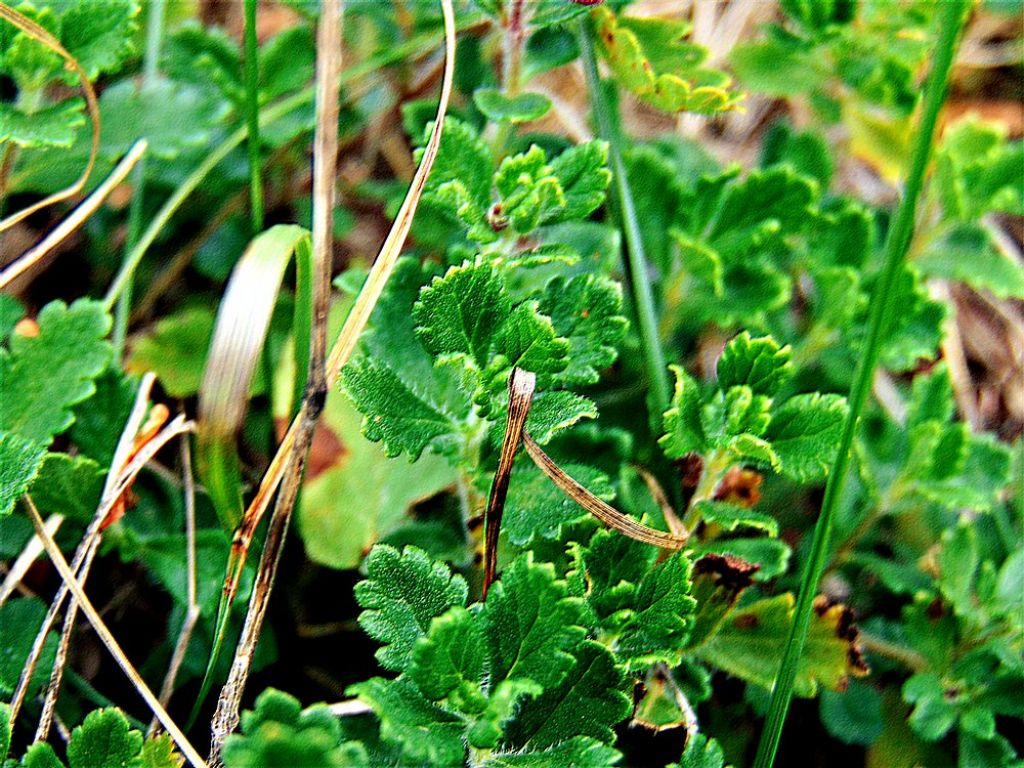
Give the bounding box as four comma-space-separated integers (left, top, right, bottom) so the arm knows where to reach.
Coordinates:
207, 1, 343, 761
491, 0, 526, 154
578, 21, 670, 418
753, 3, 969, 765
113, 0, 165, 359
859, 632, 928, 673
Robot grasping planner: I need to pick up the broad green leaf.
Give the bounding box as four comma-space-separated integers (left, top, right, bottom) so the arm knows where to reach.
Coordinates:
0, 598, 57, 700
503, 458, 613, 545
0, 295, 23, 343
903, 673, 958, 741
484, 301, 569, 387
28, 452, 105, 522
765, 392, 848, 482
66, 709, 142, 768
698, 593, 869, 697
0, 300, 112, 445
482, 555, 586, 690
297, 392, 454, 570
126, 307, 215, 398
539, 274, 626, 386
409, 606, 487, 713
547, 141, 612, 224
820, 678, 884, 747
0, 431, 46, 516
671, 733, 727, 768
0, 99, 86, 148
615, 551, 696, 668
138, 734, 183, 768
69, 368, 137, 466
503, 639, 631, 749
916, 222, 1024, 299
761, 121, 833, 188
594, 7, 742, 114
341, 354, 466, 461
906, 362, 955, 428
417, 117, 493, 228
223, 688, 363, 768
58, 0, 139, 81
349, 677, 464, 765
473, 88, 552, 123
354, 545, 469, 671
414, 261, 511, 371
716, 332, 792, 397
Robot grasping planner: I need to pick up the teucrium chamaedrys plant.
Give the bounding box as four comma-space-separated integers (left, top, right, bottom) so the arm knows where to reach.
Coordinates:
1, 1, 1021, 767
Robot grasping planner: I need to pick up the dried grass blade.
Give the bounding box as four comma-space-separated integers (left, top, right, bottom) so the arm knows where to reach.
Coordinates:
483, 368, 536, 596
0, 140, 147, 290
523, 433, 688, 550
23, 496, 208, 768
0, 2, 100, 233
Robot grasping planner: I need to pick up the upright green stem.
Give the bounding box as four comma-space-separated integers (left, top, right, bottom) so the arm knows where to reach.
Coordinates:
492, 0, 525, 155
753, 4, 968, 766
112, 0, 165, 358
579, 22, 670, 416
243, 0, 264, 234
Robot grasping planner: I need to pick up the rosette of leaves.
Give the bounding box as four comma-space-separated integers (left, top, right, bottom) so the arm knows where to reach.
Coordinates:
411, 117, 612, 250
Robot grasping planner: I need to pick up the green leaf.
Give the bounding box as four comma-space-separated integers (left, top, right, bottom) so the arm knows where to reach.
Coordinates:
0, 300, 113, 444
765, 393, 848, 482
0, 431, 46, 516
69, 368, 137, 466
473, 88, 552, 123
0, 702, 9, 757
517, 390, 597, 445
414, 261, 511, 371
615, 551, 696, 668
138, 734, 183, 768
936, 518, 979, 617
716, 332, 792, 397
349, 677, 464, 765
58, 0, 139, 81
660, 365, 707, 459
503, 639, 631, 749
906, 362, 955, 428
482, 554, 586, 690
341, 354, 466, 461
762, 121, 834, 188
820, 678, 884, 746
417, 118, 493, 229
685, 553, 759, 650
672, 733, 727, 768
66, 709, 142, 768
485, 737, 621, 766
354, 545, 469, 671
0, 598, 57, 700
297, 392, 454, 570
547, 141, 612, 224
409, 606, 487, 713
693, 500, 778, 536
916, 222, 1024, 299
903, 673, 958, 741
126, 307, 215, 398
21, 743, 66, 768
0, 99, 86, 148
28, 452, 105, 522
223, 688, 363, 768
484, 301, 569, 388
494, 146, 566, 234
503, 458, 613, 545
539, 273, 626, 386
594, 6, 742, 114
698, 593, 868, 697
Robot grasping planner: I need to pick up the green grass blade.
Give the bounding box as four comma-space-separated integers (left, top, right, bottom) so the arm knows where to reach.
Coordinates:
243, 0, 264, 234
753, 3, 970, 765
578, 19, 670, 416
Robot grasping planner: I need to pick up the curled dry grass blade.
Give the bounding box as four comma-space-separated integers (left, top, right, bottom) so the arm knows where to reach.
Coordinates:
23, 496, 208, 768
482, 368, 536, 597
0, 2, 99, 234
196, 225, 313, 531
753, 2, 969, 765
0, 140, 147, 290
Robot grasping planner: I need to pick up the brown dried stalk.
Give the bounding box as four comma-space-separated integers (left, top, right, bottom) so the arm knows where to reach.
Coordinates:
23, 496, 208, 768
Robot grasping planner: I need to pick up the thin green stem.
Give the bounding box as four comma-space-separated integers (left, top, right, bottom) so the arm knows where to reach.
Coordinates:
753, 3, 968, 766
578, 22, 670, 417
243, 0, 264, 234
112, 0, 165, 358
102, 20, 481, 312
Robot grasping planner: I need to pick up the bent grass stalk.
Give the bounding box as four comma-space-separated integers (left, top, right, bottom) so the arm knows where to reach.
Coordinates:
753, 3, 969, 765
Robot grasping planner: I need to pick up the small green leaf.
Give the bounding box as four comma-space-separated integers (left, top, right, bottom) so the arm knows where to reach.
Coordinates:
409, 606, 487, 712
547, 141, 612, 224
0, 299, 113, 444
716, 332, 792, 397
671, 733, 727, 768
615, 551, 696, 669
503, 458, 613, 545
0, 598, 57, 700
0, 99, 86, 148
473, 88, 552, 123
903, 673, 958, 741
355, 545, 469, 671
765, 392, 848, 482
28, 452, 105, 522
126, 307, 215, 398
66, 708, 142, 768
660, 365, 707, 459
0, 431, 46, 516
